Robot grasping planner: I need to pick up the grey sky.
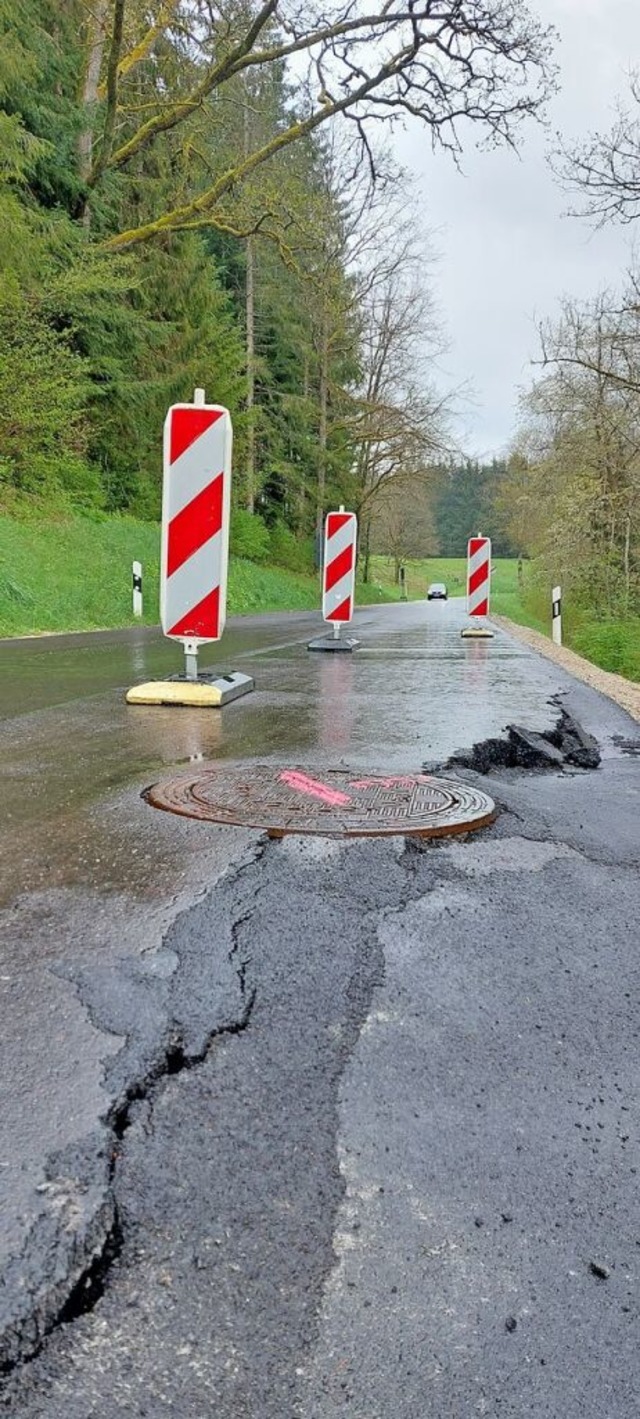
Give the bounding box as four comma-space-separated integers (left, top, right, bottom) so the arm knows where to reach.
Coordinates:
397, 0, 640, 460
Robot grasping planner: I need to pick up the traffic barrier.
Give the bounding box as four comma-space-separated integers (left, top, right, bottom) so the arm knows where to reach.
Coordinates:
467, 535, 491, 615
308, 507, 359, 652
323, 509, 357, 624
160, 389, 232, 657
126, 388, 254, 707
461, 534, 494, 639
552, 585, 562, 645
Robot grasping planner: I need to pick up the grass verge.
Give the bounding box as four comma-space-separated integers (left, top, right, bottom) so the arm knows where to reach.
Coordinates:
0, 513, 395, 636
1, 519, 637, 685
367, 555, 540, 620
368, 554, 639, 682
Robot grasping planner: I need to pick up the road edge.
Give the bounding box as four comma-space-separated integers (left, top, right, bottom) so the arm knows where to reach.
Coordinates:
490, 614, 640, 725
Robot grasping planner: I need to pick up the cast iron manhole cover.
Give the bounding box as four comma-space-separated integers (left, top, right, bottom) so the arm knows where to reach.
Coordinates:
144, 765, 496, 839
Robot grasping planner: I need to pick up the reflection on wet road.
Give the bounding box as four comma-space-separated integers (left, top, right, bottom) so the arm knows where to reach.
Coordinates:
0, 599, 574, 905
3, 596, 640, 1418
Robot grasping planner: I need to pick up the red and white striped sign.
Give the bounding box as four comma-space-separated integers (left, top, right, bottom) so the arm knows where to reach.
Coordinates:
160, 399, 232, 642
322, 510, 357, 624
467, 536, 491, 617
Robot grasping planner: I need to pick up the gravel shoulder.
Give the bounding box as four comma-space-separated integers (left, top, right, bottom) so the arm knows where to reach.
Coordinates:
491, 614, 640, 723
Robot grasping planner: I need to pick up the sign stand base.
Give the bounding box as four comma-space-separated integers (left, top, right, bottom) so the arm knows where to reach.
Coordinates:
308, 622, 359, 653
307, 634, 359, 652
460, 623, 494, 640
126, 671, 254, 707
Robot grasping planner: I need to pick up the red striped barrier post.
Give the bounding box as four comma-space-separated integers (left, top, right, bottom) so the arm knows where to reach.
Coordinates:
461, 534, 494, 639
467, 535, 491, 616
126, 388, 253, 706
323, 508, 357, 637
308, 507, 359, 652
161, 388, 232, 680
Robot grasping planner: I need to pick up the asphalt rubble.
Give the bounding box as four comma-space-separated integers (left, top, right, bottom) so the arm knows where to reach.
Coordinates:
424, 706, 601, 777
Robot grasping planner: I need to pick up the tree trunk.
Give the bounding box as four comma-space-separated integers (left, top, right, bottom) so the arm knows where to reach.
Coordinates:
297, 351, 310, 530
362, 518, 371, 583
245, 233, 256, 512
316, 305, 328, 537
244, 104, 256, 512
77, 0, 110, 225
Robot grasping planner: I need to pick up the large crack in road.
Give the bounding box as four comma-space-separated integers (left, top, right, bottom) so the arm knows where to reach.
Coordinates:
0, 838, 262, 1383
2, 829, 447, 1415
2, 703, 639, 1417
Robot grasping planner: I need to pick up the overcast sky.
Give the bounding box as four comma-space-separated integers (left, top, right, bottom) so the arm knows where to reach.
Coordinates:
396, 0, 640, 460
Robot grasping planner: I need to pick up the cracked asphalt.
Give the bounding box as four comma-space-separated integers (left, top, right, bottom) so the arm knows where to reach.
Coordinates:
1, 599, 639, 1416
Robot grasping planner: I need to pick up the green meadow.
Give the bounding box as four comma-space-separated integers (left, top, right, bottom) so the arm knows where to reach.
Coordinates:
1, 518, 637, 682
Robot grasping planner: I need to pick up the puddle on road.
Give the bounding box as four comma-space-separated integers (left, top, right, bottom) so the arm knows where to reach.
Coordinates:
0, 607, 571, 905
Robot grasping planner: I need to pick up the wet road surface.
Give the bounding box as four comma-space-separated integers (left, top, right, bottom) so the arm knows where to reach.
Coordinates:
0, 598, 579, 907
1, 599, 639, 1415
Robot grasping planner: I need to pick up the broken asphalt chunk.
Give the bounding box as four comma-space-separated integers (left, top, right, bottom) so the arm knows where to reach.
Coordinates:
507, 726, 566, 770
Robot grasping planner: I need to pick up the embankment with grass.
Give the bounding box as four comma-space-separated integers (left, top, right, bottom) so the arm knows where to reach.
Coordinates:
0, 512, 391, 637
1, 516, 637, 685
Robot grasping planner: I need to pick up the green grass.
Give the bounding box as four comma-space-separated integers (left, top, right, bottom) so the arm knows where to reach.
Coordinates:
570, 619, 640, 682
366, 555, 467, 601
368, 554, 640, 681
0, 512, 394, 636
1, 519, 637, 684
367, 554, 547, 624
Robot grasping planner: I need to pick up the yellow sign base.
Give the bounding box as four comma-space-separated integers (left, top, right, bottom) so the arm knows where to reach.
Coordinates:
460, 626, 494, 639
126, 673, 254, 707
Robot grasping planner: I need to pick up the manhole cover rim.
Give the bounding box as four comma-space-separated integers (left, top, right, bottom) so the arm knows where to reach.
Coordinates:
143, 764, 496, 839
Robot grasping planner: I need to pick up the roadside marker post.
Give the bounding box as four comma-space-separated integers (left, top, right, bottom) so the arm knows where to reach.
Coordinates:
308, 507, 359, 652
552, 586, 562, 645
461, 533, 494, 639
126, 388, 253, 708
399, 566, 408, 601
132, 561, 143, 618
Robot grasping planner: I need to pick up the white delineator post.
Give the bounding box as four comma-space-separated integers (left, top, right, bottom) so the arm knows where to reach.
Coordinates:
132, 561, 143, 618
467, 535, 492, 617
322, 507, 358, 642
160, 388, 232, 681
552, 585, 562, 645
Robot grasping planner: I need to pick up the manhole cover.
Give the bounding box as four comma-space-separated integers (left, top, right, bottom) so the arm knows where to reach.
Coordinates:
144, 765, 496, 839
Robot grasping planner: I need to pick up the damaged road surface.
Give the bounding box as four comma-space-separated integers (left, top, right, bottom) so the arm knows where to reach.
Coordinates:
1, 602, 639, 1416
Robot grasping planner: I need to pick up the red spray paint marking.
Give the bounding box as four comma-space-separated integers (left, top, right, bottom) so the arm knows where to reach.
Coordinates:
279, 770, 352, 807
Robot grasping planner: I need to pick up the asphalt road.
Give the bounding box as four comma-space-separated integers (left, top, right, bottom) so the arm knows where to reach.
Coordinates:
1, 599, 639, 1415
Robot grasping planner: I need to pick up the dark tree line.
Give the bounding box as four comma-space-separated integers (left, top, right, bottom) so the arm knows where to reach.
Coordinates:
0, 0, 554, 543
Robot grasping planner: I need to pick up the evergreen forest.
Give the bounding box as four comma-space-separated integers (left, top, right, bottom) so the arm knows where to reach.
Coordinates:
1, 0, 638, 671
0, 0, 552, 565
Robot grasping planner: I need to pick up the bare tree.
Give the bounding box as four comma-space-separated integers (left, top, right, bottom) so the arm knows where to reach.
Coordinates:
76, 0, 555, 249
538, 285, 640, 397
555, 73, 640, 227
346, 238, 451, 520
370, 470, 440, 580
510, 289, 640, 615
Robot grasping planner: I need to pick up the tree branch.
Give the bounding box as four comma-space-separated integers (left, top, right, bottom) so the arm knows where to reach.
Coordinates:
95, 0, 179, 100
90, 0, 126, 184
